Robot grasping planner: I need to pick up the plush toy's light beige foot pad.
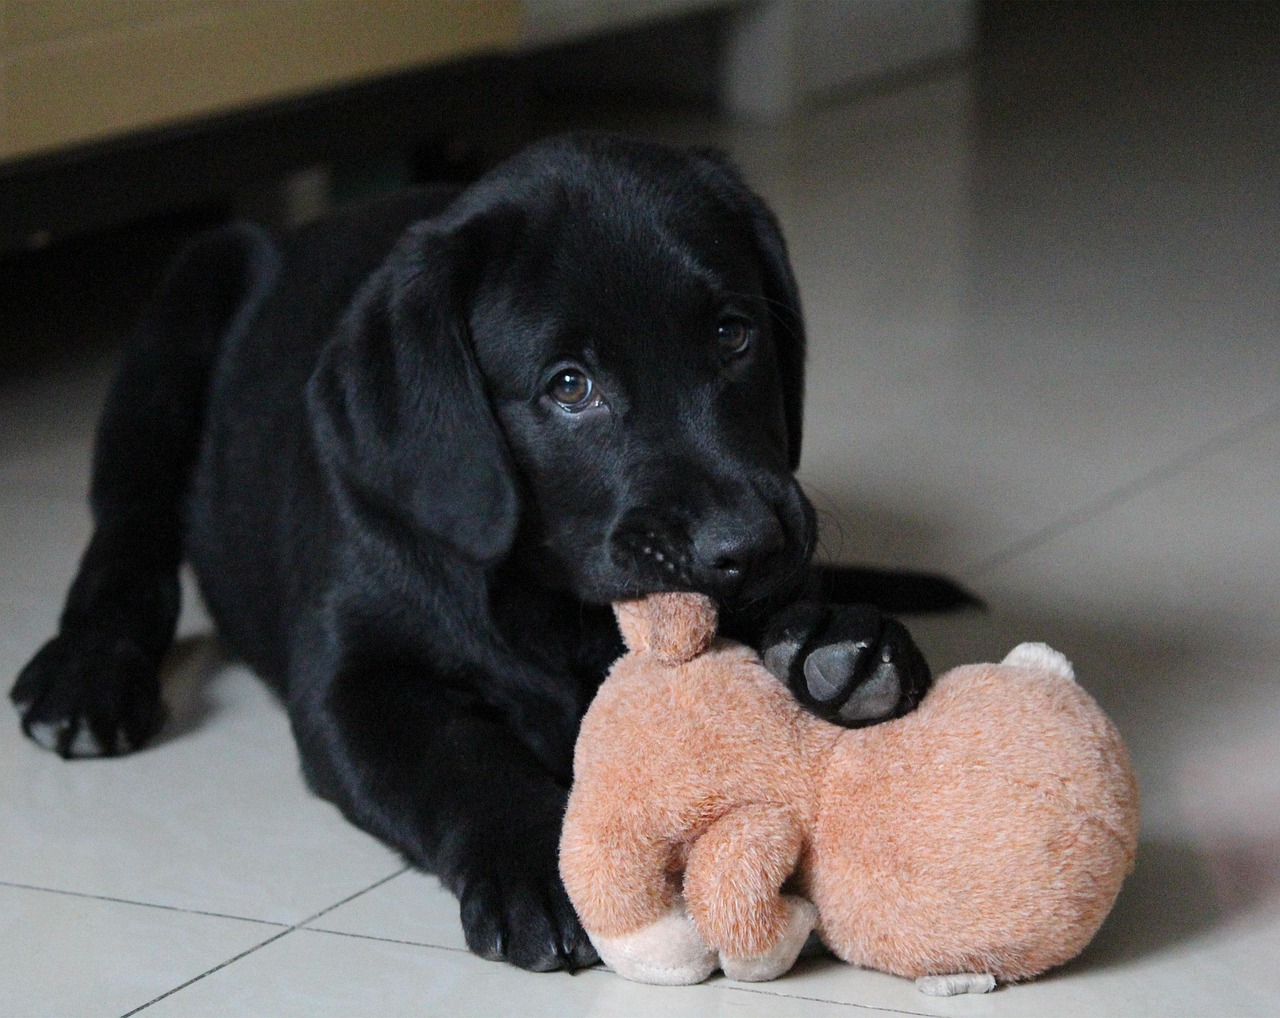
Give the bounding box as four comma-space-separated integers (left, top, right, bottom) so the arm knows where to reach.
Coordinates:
721, 895, 819, 982
590, 897, 717, 986
916, 973, 997, 996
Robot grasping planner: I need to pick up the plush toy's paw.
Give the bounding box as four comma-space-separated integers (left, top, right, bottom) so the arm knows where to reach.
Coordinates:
761, 603, 930, 727
589, 896, 717, 986
719, 895, 818, 983
916, 973, 997, 996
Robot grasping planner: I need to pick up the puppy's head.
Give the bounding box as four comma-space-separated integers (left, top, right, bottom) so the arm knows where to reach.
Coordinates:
310, 134, 815, 608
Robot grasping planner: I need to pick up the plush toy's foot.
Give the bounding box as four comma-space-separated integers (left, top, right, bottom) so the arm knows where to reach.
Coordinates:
916, 973, 997, 996
589, 896, 717, 986
720, 895, 819, 983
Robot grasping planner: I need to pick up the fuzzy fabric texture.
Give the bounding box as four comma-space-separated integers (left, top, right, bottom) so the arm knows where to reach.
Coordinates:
588, 896, 718, 986
809, 644, 1139, 981
560, 594, 1140, 987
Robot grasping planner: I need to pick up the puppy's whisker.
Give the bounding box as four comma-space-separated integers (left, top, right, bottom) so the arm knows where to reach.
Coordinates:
801, 482, 852, 563
721, 289, 802, 343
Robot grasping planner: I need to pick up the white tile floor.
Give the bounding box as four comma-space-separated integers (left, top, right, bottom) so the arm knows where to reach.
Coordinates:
3, 10, 1279, 1017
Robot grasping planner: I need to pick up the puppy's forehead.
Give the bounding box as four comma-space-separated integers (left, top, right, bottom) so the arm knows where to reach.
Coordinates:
481, 219, 747, 384
468, 145, 768, 389
522, 181, 760, 313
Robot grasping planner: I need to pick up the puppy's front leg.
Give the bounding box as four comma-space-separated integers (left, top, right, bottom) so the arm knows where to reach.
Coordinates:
290, 653, 596, 972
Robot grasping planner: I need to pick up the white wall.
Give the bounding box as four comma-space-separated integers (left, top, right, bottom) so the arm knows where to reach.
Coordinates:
521, 0, 727, 45
723, 0, 976, 120
520, 0, 977, 121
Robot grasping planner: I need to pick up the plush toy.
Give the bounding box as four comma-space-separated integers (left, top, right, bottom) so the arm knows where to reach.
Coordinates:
560, 593, 1139, 993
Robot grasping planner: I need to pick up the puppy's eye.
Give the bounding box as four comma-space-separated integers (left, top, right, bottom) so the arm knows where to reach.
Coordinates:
718, 318, 755, 358
547, 368, 597, 412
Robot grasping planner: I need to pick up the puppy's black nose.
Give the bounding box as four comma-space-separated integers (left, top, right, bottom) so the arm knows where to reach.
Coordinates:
691, 519, 784, 598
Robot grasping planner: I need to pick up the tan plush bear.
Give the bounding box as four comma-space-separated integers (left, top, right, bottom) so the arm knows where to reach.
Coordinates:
560, 593, 1139, 993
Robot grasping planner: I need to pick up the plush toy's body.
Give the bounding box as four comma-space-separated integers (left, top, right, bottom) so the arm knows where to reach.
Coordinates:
560, 593, 1139, 991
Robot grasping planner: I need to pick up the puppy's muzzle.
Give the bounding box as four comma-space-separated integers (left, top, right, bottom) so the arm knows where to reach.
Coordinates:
612, 509, 787, 603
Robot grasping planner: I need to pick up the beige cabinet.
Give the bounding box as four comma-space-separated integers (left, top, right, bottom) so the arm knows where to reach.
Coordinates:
0, 0, 520, 164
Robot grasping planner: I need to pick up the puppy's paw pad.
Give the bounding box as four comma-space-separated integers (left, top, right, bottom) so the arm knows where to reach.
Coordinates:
763, 604, 930, 728
803, 641, 902, 723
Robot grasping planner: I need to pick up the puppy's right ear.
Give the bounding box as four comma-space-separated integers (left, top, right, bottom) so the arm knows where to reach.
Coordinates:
306, 220, 518, 563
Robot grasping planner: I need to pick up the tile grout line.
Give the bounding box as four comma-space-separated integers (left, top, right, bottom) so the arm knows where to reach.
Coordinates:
0, 878, 288, 928
962, 397, 1280, 580
295, 928, 921, 1016
60, 883, 933, 1017
288, 932, 921, 1018
118, 926, 295, 1018
722, 980, 947, 1018
606, 966, 942, 1018
301, 925, 473, 952
288, 865, 413, 932
118, 865, 410, 1018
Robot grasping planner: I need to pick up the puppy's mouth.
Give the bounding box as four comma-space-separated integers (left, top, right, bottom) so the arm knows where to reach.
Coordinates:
604, 492, 814, 609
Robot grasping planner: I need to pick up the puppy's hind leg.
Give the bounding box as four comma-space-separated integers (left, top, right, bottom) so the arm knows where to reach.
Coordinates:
11, 224, 278, 757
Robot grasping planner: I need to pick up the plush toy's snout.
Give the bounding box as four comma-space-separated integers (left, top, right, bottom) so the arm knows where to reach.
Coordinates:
613, 592, 717, 664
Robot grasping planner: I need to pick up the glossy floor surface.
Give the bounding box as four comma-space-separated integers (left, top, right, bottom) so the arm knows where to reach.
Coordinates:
3, 7, 1278, 1016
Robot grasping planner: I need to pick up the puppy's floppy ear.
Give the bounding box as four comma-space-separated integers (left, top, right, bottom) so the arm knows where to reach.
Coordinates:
306, 220, 518, 563
694, 149, 807, 471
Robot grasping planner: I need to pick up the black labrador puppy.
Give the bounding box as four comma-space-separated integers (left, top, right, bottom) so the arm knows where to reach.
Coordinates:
11, 134, 967, 972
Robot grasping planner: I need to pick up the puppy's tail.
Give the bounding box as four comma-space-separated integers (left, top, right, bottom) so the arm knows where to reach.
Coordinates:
813, 564, 982, 614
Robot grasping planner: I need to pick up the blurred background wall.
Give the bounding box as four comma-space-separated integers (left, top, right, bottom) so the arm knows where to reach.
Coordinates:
0, 0, 974, 249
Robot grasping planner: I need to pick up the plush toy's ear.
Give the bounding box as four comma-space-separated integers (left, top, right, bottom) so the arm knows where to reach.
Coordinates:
614, 593, 718, 665
1002, 642, 1076, 682
306, 219, 518, 563
693, 150, 806, 471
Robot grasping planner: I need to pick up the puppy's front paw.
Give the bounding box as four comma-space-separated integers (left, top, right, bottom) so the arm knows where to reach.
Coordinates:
10, 631, 164, 757
761, 603, 930, 727
459, 870, 599, 973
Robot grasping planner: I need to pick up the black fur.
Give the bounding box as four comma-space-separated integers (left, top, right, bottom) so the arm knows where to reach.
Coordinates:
11, 134, 974, 971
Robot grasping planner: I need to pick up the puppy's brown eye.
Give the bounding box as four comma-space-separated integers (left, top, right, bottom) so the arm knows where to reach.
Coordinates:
718, 318, 755, 357
548, 368, 594, 411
